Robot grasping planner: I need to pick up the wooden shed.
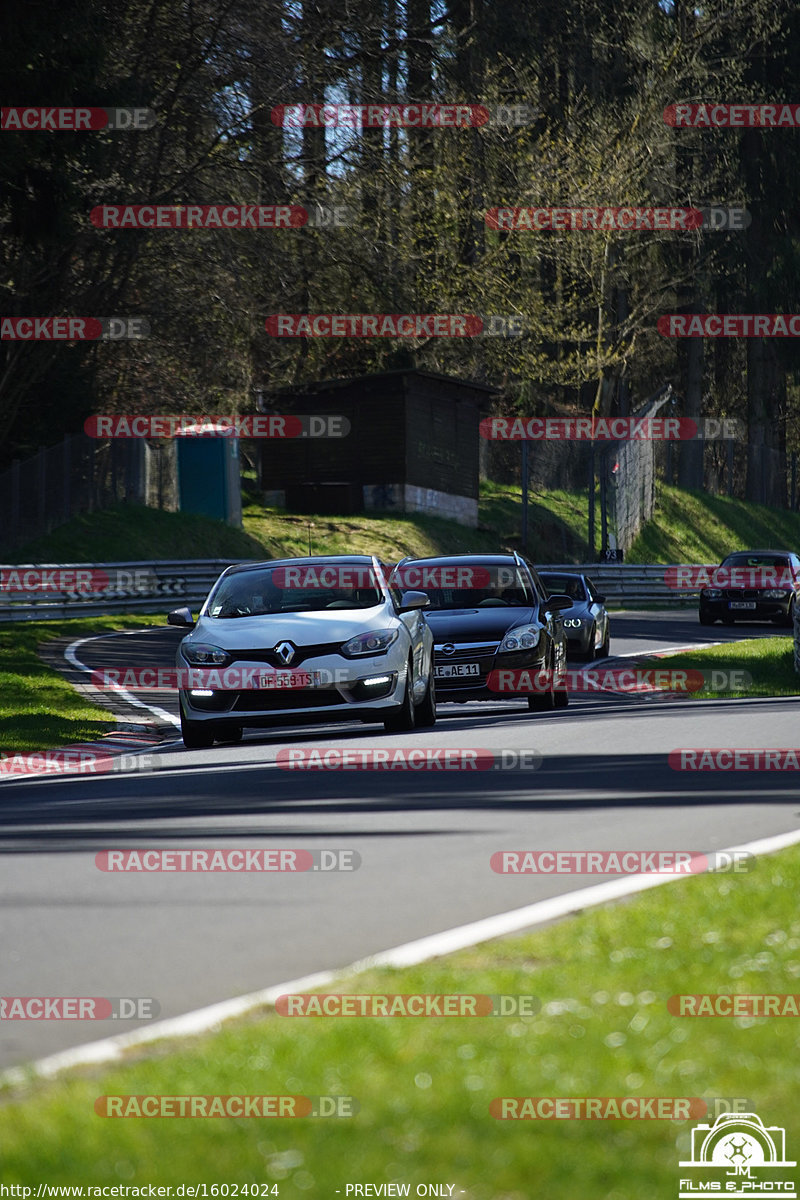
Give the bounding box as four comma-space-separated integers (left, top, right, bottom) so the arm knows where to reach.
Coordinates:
258, 369, 498, 527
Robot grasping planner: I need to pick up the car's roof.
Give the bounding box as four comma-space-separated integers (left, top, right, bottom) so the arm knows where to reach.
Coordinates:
222, 554, 376, 576
396, 553, 521, 566
539, 570, 586, 578
722, 549, 795, 557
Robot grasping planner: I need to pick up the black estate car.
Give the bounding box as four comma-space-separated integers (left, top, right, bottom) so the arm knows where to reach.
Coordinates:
387, 553, 572, 711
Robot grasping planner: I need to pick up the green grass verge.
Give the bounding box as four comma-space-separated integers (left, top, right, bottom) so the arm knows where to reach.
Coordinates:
2, 844, 798, 1191
0, 615, 166, 755
657, 635, 800, 699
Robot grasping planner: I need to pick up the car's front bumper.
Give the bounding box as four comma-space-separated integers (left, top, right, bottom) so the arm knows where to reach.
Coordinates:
699, 594, 794, 621
177, 650, 406, 725
431, 641, 552, 701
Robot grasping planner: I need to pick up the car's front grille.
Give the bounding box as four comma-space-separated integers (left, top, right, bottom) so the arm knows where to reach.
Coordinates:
434, 643, 498, 662
233, 689, 344, 712
433, 644, 497, 688
224, 643, 343, 668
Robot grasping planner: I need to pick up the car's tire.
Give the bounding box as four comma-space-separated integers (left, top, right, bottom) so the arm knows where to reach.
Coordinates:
414, 670, 437, 727
599, 626, 610, 658
582, 627, 597, 662
180, 708, 215, 749
699, 611, 715, 626
554, 657, 569, 708
528, 651, 556, 712
780, 597, 796, 628
383, 659, 416, 732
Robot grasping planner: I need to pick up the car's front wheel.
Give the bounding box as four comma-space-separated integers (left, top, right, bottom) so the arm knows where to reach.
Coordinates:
699, 611, 715, 626
779, 597, 796, 628
414, 671, 437, 727
528, 651, 556, 712
598, 625, 610, 658
383, 659, 416, 732
180, 707, 215, 749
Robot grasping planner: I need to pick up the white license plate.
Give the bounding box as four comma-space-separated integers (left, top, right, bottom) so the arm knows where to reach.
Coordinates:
434, 662, 480, 679
729, 601, 756, 610
258, 671, 315, 689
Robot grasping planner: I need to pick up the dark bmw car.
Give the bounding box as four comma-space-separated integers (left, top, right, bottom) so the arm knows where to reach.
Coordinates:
699, 550, 800, 626
387, 553, 572, 711
539, 572, 610, 660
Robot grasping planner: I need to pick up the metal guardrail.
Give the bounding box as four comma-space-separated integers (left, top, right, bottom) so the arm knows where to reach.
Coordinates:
0, 559, 703, 622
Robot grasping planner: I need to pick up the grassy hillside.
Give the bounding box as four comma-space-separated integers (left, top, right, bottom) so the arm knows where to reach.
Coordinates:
5, 480, 800, 566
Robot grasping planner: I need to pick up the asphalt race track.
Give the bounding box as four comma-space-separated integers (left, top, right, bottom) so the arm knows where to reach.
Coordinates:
0, 610, 797, 1071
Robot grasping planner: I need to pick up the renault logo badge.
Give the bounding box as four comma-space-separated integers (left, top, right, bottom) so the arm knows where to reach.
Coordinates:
275, 641, 295, 665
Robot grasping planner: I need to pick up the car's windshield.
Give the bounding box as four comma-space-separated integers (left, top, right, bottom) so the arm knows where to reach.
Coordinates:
722, 555, 791, 568
395, 564, 535, 611
207, 565, 382, 617
540, 575, 587, 601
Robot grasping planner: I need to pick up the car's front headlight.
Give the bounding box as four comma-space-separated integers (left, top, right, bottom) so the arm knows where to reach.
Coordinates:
701, 589, 722, 599
762, 589, 789, 599
341, 628, 399, 658
563, 618, 583, 628
499, 624, 541, 652
182, 642, 229, 666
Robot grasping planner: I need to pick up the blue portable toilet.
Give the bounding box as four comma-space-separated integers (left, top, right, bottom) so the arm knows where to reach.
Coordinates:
176, 422, 242, 526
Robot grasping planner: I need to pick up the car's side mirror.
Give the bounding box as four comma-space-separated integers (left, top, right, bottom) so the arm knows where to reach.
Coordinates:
398, 589, 430, 612
594, 593, 606, 603
546, 594, 574, 610
168, 606, 195, 628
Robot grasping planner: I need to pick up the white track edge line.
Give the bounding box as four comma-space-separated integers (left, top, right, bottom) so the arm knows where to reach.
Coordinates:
5, 824, 800, 1087
65, 632, 180, 727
